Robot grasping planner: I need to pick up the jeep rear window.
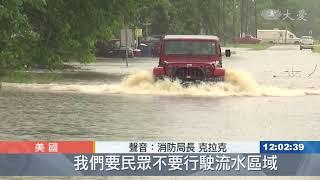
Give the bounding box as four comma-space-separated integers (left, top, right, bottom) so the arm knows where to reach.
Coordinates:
164, 40, 216, 55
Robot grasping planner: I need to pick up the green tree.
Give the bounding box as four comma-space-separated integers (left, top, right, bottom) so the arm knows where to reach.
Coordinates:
0, 0, 147, 70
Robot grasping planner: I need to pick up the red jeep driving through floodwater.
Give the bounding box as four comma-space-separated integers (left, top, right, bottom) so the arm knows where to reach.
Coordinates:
153, 35, 231, 83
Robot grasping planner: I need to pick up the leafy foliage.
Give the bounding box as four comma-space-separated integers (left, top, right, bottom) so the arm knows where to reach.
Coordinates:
0, 0, 145, 69
142, 0, 320, 40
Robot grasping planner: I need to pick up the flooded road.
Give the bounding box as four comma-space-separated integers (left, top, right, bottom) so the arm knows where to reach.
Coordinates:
1, 45, 320, 142
1, 45, 319, 179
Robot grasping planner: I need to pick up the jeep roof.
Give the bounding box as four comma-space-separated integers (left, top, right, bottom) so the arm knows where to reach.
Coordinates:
164, 35, 220, 41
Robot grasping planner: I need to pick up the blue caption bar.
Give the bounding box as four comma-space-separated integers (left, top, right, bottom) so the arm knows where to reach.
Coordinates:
260, 141, 320, 154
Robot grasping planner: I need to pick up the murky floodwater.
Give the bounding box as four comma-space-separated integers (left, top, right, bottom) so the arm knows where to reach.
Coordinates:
0, 46, 320, 179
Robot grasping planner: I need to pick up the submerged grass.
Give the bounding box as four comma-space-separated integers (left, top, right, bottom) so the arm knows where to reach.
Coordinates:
227, 42, 273, 50
0, 70, 64, 84
0, 70, 122, 84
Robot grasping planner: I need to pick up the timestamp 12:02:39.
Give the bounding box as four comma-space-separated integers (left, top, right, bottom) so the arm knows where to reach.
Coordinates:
261, 142, 305, 152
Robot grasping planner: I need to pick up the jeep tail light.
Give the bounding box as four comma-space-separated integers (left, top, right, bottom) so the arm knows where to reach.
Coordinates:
167, 66, 175, 75
205, 66, 212, 75
153, 67, 165, 76
213, 68, 225, 77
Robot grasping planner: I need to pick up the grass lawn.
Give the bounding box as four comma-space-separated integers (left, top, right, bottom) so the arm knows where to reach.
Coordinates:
312, 45, 320, 53
226, 42, 273, 50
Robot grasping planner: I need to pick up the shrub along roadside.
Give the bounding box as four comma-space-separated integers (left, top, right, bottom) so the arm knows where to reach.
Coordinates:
226, 43, 273, 50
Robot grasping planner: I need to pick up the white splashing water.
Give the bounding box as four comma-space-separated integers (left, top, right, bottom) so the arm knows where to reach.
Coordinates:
3, 69, 320, 97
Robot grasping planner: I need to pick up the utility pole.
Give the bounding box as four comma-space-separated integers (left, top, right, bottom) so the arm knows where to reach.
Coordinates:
253, 0, 257, 37
245, 0, 249, 35
222, 0, 226, 46
232, 0, 237, 38
217, 0, 221, 36
240, 0, 244, 37
125, 27, 129, 67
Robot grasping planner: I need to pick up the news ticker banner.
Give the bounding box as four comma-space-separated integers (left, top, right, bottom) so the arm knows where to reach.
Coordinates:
0, 141, 320, 176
